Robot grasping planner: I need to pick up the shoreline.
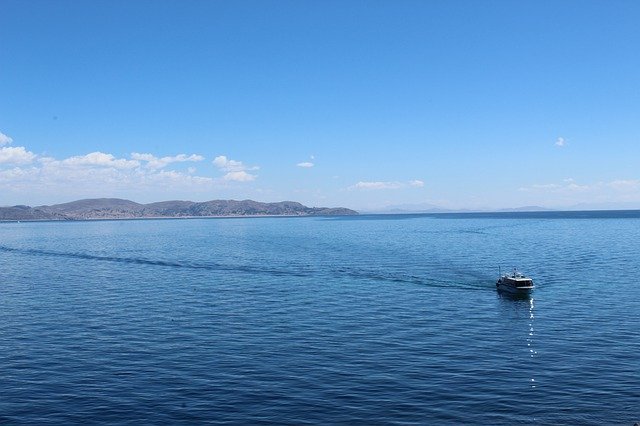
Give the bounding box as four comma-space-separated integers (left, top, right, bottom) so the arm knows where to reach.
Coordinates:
0, 213, 349, 224
4, 208, 640, 224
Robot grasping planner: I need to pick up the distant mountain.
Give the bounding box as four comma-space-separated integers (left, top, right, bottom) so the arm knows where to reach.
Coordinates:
566, 201, 640, 211
0, 198, 358, 221
363, 203, 456, 214
496, 206, 554, 212
38, 198, 148, 219
0, 205, 68, 221
364, 203, 553, 214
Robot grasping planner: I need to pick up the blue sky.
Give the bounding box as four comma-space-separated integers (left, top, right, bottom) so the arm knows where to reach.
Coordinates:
1, 1, 639, 210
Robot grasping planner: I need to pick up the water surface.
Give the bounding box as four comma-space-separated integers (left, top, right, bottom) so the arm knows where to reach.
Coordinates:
1, 213, 639, 424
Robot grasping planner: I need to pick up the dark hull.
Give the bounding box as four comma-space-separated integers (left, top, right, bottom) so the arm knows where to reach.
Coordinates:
496, 282, 534, 294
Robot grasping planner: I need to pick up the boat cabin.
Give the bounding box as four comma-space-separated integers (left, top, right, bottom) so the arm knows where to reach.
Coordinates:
497, 269, 535, 292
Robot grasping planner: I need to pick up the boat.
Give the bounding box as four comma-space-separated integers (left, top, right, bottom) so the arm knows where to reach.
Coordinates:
496, 268, 534, 294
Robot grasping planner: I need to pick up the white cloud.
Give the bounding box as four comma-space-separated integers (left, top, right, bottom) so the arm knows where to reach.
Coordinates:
148, 169, 213, 185
297, 155, 315, 168
0, 131, 13, 146
213, 155, 258, 181
349, 180, 425, 190
0, 166, 35, 180
555, 137, 566, 147
62, 152, 140, 169
131, 152, 204, 169
516, 177, 640, 208
519, 181, 584, 192
213, 155, 258, 172
523, 183, 559, 190
223, 171, 256, 182
0, 147, 217, 203
518, 178, 587, 192
351, 181, 403, 190
0, 146, 36, 164
608, 179, 640, 191
566, 182, 589, 191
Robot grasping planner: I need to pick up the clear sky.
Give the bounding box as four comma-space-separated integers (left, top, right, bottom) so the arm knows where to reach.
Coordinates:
1, 0, 639, 210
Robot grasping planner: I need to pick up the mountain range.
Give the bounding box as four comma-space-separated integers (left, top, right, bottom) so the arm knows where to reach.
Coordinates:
362, 203, 554, 214
0, 198, 358, 221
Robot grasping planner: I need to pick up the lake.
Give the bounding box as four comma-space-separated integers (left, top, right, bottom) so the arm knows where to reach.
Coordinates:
1, 213, 639, 424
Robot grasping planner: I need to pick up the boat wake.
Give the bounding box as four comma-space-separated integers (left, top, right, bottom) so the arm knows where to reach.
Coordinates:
0, 244, 487, 291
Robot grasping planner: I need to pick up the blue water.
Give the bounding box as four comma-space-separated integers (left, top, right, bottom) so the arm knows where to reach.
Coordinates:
1, 213, 639, 425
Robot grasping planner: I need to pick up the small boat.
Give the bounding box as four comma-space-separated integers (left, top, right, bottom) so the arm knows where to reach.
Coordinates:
496, 268, 534, 294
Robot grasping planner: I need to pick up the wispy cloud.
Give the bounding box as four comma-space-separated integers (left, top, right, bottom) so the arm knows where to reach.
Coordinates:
520, 179, 588, 192
349, 180, 425, 190
608, 179, 640, 191
213, 155, 258, 172
297, 155, 315, 168
527, 183, 560, 190
213, 155, 259, 182
555, 137, 566, 147
132, 152, 204, 170
0, 131, 13, 146
222, 171, 256, 182
351, 181, 403, 190
517, 177, 640, 208
520, 178, 640, 194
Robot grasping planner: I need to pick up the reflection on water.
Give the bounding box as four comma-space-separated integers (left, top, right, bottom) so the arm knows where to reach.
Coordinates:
497, 292, 537, 391
527, 298, 537, 391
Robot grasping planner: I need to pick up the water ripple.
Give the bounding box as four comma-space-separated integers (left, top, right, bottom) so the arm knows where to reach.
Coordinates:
2, 216, 640, 425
